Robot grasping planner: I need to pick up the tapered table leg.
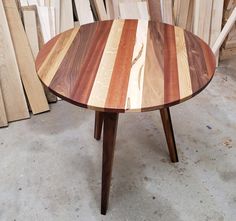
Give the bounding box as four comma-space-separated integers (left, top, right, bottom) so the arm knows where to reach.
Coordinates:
101, 112, 119, 215
160, 107, 179, 163
94, 111, 104, 140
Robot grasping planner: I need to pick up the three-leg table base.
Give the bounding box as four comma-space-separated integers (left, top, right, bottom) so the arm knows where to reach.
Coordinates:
94, 108, 178, 214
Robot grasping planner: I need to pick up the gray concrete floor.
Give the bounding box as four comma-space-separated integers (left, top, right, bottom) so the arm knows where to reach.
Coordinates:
0, 58, 236, 221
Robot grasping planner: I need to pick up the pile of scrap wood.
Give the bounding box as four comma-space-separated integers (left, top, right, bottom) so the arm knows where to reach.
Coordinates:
0, 0, 235, 128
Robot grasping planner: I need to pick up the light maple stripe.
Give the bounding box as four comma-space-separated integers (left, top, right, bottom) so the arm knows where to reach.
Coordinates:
125, 20, 148, 111
174, 27, 192, 98
88, 20, 125, 109
38, 28, 79, 86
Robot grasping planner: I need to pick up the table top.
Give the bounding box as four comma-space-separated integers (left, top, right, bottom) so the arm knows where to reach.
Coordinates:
36, 20, 216, 113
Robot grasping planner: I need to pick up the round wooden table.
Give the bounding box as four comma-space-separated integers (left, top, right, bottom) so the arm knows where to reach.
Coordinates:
36, 20, 216, 215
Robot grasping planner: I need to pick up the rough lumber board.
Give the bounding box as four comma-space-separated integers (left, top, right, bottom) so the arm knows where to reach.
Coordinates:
74, 0, 94, 25
112, 0, 119, 18
210, 0, 224, 66
37, 6, 52, 42
23, 10, 39, 58
22, 6, 57, 103
174, 0, 191, 29
0, 0, 29, 121
119, 1, 149, 19
93, 0, 108, 20
147, 0, 162, 22
60, 0, 74, 32
3, 0, 49, 114
50, 0, 60, 34
137, 1, 150, 20
161, 0, 174, 25
210, 0, 224, 47
105, 0, 115, 19
193, 0, 213, 43
186, 0, 194, 31
119, 2, 140, 19
22, 5, 44, 48
0, 86, 8, 127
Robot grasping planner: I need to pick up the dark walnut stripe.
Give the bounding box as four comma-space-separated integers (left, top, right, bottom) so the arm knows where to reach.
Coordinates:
164, 25, 180, 104
36, 20, 216, 113
197, 38, 216, 78
184, 31, 209, 93
71, 21, 113, 105
105, 20, 138, 111
51, 21, 113, 105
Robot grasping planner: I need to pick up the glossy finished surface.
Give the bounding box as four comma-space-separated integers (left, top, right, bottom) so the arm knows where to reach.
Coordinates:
36, 20, 216, 113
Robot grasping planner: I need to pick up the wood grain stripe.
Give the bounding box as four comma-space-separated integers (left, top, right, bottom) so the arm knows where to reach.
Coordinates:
49, 23, 108, 97
105, 20, 138, 111
38, 28, 79, 86
174, 26, 192, 99
36, 34, 60, 69
125, 20, 149, 111
184, 31, 209, 93
164, 25, 180, 104
88, 20, 125, 109
70, 21, 113, 105
142, 22, 165, 110
197, 38, 216, 78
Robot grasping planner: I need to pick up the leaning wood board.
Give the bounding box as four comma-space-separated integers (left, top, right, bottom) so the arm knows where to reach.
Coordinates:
36, 20, 216, 113
60, 0, 74, 32
119, 1, 149, 20
74, 0, 94, 25
3, 0, 49, 114
93, 0, 108, 20
0, 0, 29, 122
23, 8, 57, 103
0, 86, 8, 127
147, 0, 162, 22
210, 0, 224, 65
161, 0, 174, 25
174, 0, 191, 29
193, 0, 213, 43
23, 10, 39, 58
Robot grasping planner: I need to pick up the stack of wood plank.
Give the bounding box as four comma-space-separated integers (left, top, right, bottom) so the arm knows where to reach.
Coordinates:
220, 0, 236, 59
0, 0, 234, 128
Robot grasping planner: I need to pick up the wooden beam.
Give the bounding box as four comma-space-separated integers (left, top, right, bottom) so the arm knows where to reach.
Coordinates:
3, 0, 49, 114
0, 0, 29, 121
